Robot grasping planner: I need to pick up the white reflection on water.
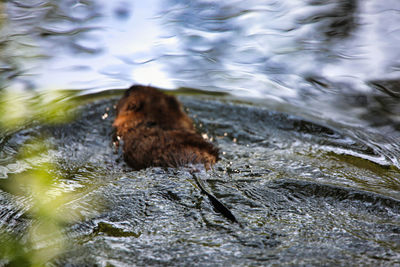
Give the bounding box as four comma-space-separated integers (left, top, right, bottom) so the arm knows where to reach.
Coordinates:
32, 0, 175, 91
5, 0, 400, 96
321, 1, 400, 86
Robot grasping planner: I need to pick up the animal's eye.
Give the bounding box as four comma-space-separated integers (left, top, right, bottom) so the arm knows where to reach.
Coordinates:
127, 103, 136, 110
146, 121, 157, 127
127, 102, 143, 111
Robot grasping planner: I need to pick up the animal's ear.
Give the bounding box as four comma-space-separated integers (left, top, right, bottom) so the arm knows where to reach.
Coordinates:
125, 84, 144, 97
166, 95, 180, 110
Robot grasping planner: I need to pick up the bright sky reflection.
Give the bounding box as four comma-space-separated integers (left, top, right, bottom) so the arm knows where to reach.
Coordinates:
33, 0, 174, 92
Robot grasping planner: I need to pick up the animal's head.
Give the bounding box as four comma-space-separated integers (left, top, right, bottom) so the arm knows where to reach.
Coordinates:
113, 85, 194, 136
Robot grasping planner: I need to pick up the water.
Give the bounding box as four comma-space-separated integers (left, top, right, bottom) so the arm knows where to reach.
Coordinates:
1, 0, 400, 266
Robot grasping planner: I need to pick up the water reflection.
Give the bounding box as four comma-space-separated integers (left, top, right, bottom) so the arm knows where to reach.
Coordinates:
159, 0, 400, 168
0, 0, 170, 91
1, 0, 101, 90
161, 0, 359, 90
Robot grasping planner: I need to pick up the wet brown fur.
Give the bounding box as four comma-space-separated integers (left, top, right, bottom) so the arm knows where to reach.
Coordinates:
113, 85, 219, 170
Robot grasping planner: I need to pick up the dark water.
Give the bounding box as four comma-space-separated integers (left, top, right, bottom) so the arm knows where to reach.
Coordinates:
1, 0, 400, 266
1, 92, 400, 266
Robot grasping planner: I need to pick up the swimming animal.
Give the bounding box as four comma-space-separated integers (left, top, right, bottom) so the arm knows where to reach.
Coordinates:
112, 85, 219, 170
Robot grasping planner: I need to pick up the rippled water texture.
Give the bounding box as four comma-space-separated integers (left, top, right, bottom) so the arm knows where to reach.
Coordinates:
1, 92, 399, 265
1, 0, 400, 266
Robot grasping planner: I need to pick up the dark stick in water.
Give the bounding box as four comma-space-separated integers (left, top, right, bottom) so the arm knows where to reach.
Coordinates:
191, 173, 238, 223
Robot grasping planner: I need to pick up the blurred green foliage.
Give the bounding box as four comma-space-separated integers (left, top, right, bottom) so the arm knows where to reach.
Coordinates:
0, 90, 78, 129
0, 90, 89, 266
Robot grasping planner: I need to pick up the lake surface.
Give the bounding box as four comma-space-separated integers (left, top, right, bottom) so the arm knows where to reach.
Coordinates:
1, 0, 400, 266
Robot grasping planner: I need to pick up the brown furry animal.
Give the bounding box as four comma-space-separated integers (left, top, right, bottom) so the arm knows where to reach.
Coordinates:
112, 85, 219, 170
